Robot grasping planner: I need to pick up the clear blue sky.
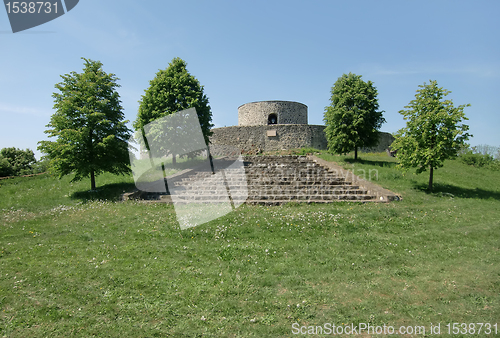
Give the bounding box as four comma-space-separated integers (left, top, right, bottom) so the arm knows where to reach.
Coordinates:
1, 0, 499, 159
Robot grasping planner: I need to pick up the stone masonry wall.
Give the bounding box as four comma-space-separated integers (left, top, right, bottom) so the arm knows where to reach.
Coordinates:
238, 101, 308, 126
209, 125, 394, 155
360, 132, 396, 153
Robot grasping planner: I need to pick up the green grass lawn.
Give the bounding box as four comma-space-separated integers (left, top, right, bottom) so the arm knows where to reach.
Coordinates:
1, 153, 499, 337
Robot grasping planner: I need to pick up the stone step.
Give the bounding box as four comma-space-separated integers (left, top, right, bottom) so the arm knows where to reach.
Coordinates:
171, 188, 368, 198
174, 181, 352, 190
245, 175, 345, 181
174, 178, 349, 187
243, 156, 310, 161
176, 172, 338, 180
175, 179, 347, 187
173, 182, 358, 189
245, 162, 320, 167
170, 194, 375, 204
176, 171, 344, 178
170, 190, 368, 199
245, 172, 335, 177
247, 186, 364, 193
245, 166, 324, 171
246, 197, 375, 206
176, 168, 333, 176
247, 194, 375, 201
174, 181, 359, 189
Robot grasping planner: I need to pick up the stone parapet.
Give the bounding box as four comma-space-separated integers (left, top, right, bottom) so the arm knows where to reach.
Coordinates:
210, 125, 394, 155
210, 125, 327, 155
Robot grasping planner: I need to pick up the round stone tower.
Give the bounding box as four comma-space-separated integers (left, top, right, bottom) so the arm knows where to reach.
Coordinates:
238, 100, 308, 126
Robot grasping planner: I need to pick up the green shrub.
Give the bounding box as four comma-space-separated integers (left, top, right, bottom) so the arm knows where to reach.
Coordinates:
460, 151, 494, 167
486, 160, 500, 171
0, 147, 36, 176
31, 158, 51, 174
0, 156, 14, 177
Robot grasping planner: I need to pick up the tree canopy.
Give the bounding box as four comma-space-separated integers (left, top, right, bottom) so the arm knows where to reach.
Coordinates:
0, 147, 36, 177
38, 58, 132, 190
133, 57, 213, 164
391, 80, 471, 191
323, 73, 385, 160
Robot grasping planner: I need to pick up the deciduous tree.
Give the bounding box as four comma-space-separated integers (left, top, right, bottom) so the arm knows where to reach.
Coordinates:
133, 57, 213, 165
38, 58, 132, 190
391, 80, 471, 191
324, 73, 385, 160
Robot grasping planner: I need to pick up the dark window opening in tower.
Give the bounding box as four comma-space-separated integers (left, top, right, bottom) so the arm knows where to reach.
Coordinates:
268, 113, 277, 125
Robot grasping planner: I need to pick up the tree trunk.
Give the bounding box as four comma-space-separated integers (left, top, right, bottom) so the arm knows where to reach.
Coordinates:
354, 147, 358, 160
90, 169, 96, 191
88, 127, 96, 191
207, 146, 215, 174
141, 127, 156, 169
429, 132, 436, 191
172, 153, 176, 166
161, 163, 170, 194
428, 165, 433, 191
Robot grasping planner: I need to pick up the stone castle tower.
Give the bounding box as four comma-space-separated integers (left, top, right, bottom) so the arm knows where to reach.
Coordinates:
238, 101, 308, 126
209, 100, 394, 155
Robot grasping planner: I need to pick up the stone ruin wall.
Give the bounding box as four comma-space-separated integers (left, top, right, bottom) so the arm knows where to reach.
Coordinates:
238, 101, 308, 126
209, 125, 394, 155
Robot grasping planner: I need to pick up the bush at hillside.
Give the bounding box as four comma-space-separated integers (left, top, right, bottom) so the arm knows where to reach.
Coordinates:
459, 150, 498, 169
0, 156, 14, 177
31, 158, 51, 174
0, 147, 37, 177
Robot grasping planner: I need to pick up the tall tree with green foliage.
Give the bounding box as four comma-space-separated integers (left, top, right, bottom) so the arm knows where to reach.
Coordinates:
391, 80, 471, 191
324, 73, 385, 160
38, 58, 132, 191
133, 57, 213, 165
0, 147, 36, 176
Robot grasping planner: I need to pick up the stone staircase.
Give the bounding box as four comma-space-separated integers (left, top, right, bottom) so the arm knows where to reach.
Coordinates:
244, 156, 375, 204
157, 155, 377, 205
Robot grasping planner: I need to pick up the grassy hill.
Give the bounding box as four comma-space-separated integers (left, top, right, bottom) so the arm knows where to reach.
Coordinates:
1, 153, 499, 337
